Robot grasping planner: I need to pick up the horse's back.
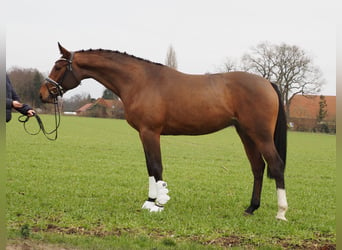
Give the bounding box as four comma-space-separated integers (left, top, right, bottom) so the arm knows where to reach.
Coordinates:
157, 71, 278, 135
220, 71, 278, 109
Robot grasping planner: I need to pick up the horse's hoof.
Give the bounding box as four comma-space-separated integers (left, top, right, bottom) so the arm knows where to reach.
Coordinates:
276, 214, 288, 221
142, 200, 165, 212
243, 211, 253, 216
244, 207, 254, 216
142, 201, 155, 210
149, 205, 164, 212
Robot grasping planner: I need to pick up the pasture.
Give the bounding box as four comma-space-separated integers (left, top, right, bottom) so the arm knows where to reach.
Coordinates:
6, 114, 336, 249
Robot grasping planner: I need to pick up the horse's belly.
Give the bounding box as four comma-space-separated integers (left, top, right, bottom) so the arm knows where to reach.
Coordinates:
161, 116, 234, 135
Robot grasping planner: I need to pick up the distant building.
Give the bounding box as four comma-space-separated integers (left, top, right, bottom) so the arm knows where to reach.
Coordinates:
76, 98, 124, 119
288, 95, 335, 133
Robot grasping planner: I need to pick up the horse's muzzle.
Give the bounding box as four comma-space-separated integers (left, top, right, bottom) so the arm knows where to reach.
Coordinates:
39, 83, 56, 104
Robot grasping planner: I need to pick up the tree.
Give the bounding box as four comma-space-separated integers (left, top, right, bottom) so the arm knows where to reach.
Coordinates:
221, 58, 238, 72
102, 88, 119, 100
7, 67, 45, 108
241, 42, 324, 118
317, 95, 327, 123
165, 45, 178, 69
31, 70, 44, 108
316, 95, 329, 133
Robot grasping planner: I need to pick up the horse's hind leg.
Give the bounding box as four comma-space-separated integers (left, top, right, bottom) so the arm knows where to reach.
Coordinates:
237, 125, 288, 220
139, 129, 170, 212
236, 128, 266, 215
258, 143, 288, 221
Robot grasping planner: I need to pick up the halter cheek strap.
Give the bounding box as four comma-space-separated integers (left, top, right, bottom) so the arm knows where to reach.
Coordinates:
68, 52, 74, 71
45, 52, 79, 98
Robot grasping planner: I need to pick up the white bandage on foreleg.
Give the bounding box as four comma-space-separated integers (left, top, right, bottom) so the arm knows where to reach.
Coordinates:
156, 181, 170, 205
148, 176, 157, 199
142, 200, 156, 210
276, 188, 288, 221
149, 205, 164, 212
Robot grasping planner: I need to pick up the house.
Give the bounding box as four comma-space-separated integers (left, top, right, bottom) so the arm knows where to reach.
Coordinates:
288, 95, 336, 133
76, 98, 124, 119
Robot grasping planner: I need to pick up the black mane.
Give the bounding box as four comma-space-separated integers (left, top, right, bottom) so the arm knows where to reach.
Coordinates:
76, 48, 164, 67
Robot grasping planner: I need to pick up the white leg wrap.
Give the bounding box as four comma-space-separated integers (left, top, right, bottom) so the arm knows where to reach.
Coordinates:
149, 205, 165, 212
142, 176, 157, 210
141, 201, 156, 210
141, 177, 170, 212
156, 181, 170, 206
148, 176, 157, 199
276, 188, 288, 221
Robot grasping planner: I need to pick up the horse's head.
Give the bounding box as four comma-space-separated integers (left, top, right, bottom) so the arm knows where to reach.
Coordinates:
40, 43, 81, 103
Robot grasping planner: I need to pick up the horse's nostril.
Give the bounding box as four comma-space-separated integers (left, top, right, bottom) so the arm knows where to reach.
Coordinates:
39, 93, 45, 102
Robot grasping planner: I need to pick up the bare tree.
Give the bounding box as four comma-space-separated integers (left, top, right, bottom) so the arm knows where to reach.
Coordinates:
221, 58, 239, 72
241, 42, 324, 117
7, 67, 45, 108
165, 45, 178, 69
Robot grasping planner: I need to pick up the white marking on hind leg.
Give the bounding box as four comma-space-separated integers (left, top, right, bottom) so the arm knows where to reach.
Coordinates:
276, 188, 288, 221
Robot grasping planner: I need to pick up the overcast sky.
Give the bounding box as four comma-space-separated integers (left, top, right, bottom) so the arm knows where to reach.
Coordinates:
6, 0, 336, 98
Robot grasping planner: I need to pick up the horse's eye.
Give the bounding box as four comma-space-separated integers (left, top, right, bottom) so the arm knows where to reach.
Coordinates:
54, 65, 61, 71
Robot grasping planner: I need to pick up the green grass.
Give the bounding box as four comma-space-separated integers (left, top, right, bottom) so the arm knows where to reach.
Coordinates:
6, 114, 336, 249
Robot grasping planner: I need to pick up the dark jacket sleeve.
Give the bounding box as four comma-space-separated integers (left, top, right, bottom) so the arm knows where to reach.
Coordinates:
6, 74, 33, 122
6, 98, 12, 110
16, 104, 32, 115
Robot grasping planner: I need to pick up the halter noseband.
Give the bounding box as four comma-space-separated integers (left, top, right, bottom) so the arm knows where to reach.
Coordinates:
45, 52, 79, 98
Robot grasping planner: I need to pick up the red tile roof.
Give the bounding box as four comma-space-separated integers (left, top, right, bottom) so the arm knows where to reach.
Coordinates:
289, 95, 336, 121
76, 103, 94, 113
76, 98, 122, 113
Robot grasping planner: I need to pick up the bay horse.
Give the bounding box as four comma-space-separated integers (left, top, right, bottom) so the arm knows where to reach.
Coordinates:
40, 43, 288, 220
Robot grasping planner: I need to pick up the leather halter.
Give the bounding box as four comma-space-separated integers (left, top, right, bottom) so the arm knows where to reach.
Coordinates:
45, 52, 80, 98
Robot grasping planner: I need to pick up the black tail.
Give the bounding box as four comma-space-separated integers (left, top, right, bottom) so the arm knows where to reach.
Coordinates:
269, 83, 287, 178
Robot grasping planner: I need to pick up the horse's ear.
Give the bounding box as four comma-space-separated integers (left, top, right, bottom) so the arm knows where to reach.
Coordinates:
58, 42, 71, 58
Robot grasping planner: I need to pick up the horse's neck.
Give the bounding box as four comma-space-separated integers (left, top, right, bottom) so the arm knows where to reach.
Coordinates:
76, 52, 144, 99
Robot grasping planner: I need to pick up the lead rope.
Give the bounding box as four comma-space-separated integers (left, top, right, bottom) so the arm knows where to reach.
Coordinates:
18, 98, 61, 141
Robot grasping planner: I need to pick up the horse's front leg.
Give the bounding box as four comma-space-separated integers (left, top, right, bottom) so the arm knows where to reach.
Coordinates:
139, 129, 170, 212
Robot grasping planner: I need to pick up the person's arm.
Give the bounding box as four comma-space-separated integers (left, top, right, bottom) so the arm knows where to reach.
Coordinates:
7, 74, 35, 117
10, 84, 35, 116
16, 103, 35, 116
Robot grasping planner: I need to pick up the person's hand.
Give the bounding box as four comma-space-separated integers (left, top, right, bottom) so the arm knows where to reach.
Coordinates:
27, 110, 36, 117
12, 100, 23, 108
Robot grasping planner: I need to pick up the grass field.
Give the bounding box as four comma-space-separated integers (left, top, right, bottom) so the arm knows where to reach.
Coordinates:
6, 114, 336, 249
